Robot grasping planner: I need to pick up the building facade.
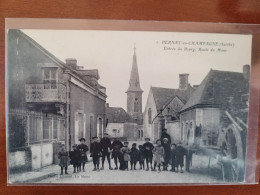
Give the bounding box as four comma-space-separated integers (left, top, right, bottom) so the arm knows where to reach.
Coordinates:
7, 30, 107, 171
179, 66, 250, 147
143, 74, 195, 142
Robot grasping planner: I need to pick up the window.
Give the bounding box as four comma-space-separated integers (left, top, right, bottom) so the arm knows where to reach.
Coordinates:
43, 68, 57, 89
53, 119, 58, 139
43, 117, 50, 140
148, 108, 152, 124
134, 98, 139, 112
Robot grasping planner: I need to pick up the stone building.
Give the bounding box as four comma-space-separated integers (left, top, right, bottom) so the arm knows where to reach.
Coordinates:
7, 30, 106, 171
179, 66, 250, 147
143, 74, 195, 142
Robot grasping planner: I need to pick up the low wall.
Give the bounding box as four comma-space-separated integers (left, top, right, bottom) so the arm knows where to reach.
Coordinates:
9, 146, 32, 174
9, 142, 54, 173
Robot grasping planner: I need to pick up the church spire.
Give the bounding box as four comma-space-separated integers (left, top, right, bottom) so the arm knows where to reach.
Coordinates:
126, 46, 143, 92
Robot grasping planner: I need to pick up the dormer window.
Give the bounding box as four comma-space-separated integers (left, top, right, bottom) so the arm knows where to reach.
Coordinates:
43, 68, 57, 89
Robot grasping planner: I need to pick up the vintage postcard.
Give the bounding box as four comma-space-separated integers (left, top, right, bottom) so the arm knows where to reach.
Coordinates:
6, 19, 259, 185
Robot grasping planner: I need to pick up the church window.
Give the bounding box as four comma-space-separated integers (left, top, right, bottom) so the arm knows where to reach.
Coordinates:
134, 98, 139, 112
148, 108, 152, 124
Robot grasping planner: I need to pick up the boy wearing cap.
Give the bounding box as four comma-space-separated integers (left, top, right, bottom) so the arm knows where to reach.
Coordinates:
142, 138, 154, 171
100, 132, 112, 170
77, 138, 89, 172
90, 136, 102, 171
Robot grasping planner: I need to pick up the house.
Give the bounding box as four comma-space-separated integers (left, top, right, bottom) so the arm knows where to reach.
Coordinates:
143, 74, 195, 142
105, 104, 142, 140
7, 29, 107, 172
179, 65, 250, 147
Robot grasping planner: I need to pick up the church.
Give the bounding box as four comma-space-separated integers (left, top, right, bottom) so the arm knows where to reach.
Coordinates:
105, 47, 144, 141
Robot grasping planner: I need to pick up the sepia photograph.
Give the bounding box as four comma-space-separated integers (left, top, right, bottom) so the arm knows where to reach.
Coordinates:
6, 24, 252, 184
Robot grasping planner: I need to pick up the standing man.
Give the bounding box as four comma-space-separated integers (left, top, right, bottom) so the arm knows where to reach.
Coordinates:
111, 137, 124, 170
100, 132, 113, 170
161, 128, 171, 145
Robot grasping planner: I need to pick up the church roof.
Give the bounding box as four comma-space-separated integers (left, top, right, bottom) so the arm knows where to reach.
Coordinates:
180, 69, 248, 112
126, 48, 143, 92
151, 85, 195, 111
106, 107, 132, 123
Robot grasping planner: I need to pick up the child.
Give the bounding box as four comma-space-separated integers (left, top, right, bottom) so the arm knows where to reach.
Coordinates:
58, 144, 70, 175
111, 137, 124, 170
138, 145, 145, 170
90, 136, 102, 171
162, 138, 171, 171
130, 143, 139, 170
69, 144, 81, 173
77, 137, 89, 172
143, 138, 154, 171
170, 143, 177, 172
120, 141, 131, 171
176, 141, 185, 173
152, 139, 165, 172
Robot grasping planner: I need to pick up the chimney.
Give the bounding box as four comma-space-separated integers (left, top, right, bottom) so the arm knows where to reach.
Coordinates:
65, 58, 77, 69
243, 64, 250, 80
179, 73, 189, 90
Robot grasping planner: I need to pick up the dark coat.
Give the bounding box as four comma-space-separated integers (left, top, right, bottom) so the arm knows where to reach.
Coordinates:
69, 149, 81, 165
138, 147, 145, 162
58, 149, 70, 167
162, 140, 171, 164
100, 137, 111, 152
77, 143, 89, 163
111, 140, 124, 159
90, 142, 102, 156
161, 132, 171, 145
143, 142, 154, 157
130, 147, 139, 163
170, 148, 177, 165
176, 145, 185, 167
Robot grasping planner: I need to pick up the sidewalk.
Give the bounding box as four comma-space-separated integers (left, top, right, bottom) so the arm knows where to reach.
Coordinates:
9, 164, 60, 184
9, 154, 92, 184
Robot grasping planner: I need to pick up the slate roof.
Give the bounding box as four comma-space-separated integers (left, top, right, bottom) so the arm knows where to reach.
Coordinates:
180, 69, 249, 112
151, 85, 195, 111
106, 107, 131, 123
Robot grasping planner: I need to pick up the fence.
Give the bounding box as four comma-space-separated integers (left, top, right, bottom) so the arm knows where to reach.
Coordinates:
8, 109, 66, 172
8, 109, 65, 149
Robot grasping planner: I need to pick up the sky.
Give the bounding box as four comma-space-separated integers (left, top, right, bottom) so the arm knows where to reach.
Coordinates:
22, 29, 252, 111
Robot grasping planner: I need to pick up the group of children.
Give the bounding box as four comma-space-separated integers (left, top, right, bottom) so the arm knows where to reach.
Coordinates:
58, 137, 89, 175
58, 136, 187, 175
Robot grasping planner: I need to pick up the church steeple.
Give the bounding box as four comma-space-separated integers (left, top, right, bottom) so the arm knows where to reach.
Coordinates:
126, 46, 143, 118
126, 46, 143, 92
